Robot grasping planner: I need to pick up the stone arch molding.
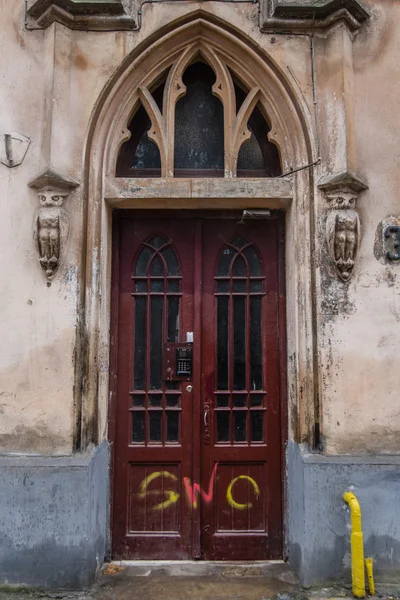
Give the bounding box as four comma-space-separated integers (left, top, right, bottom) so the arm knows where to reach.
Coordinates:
102, 18, 312, 180
80, 15, 316, 449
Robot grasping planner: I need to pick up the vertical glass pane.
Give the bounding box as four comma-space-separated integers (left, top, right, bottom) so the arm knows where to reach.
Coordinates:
167, 296, 180, 343
233, 296, 246, 390
174, 63, 224, 171
134, 297, 147, 389
150, 255, 164, 276
167, 280, 180, 292
243, 246, 262, 276
250, 394, 264, 407
217, 296, 229, 390
149, 412, 162, 442
166, 412, 179, 442
132, 412, 145, 443
217, 280, 229, 293
233, 394, 247, 407
135, 280, 147, 292
150, 296, 163, 389
132, 394, 145, 407
149, 394, 162, 407
232, 255, 246, 276
162, 247, 180, 276
166, 394, 180, 407
135, 246, 153, 276
250, 296, 262, 390
151, 280, 164, 292
217, 412, 230, 442
218, 247, 236, 275
251, 411, 264, 442
233, 280, 246, 292
249, 280, 262, 292
216, 396, 229, 407
234, 411, 247, 442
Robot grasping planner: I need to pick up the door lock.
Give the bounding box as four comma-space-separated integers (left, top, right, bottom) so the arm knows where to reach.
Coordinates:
186, 385, 193, 392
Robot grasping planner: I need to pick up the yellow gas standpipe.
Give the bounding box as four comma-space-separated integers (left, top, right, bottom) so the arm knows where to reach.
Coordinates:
343, 492, 366, 598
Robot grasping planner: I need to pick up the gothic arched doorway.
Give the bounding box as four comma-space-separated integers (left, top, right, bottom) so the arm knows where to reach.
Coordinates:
82, 14, 314, 562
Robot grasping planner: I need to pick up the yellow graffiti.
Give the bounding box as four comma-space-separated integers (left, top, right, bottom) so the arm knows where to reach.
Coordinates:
137, 471, 180, 511
226, 475, 260, 510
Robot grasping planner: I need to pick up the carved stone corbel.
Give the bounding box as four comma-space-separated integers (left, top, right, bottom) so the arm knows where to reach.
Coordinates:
318, 171, 368, 282
28, 168, 79, 280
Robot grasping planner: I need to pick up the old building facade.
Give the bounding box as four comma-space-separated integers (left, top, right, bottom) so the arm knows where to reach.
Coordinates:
1, 0, 399, 589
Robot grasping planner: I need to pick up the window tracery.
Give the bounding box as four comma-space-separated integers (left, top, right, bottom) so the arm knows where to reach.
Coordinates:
116, 48, 282, 179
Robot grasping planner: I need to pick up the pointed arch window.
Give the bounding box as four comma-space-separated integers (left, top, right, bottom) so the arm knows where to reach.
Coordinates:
116, 53, 282, 179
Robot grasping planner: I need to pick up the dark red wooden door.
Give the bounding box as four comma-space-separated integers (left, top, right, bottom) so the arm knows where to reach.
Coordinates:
110, 213, 285, 560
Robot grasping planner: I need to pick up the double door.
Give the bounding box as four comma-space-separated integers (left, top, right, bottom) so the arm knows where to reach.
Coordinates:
110, 212, 285, 560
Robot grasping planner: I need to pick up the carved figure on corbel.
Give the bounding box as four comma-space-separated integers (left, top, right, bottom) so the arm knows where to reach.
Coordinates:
318, 172, 368, 282
28, 169, 79, 281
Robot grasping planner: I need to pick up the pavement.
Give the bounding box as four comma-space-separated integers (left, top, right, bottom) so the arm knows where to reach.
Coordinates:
1, 561, 399, 600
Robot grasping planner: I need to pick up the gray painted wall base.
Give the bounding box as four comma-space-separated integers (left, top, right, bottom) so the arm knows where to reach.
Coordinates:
0, 442, 109, 589
287, 441, 400, 586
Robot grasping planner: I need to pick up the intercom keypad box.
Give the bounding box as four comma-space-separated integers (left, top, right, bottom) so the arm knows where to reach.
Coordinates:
163, 343, 193, 381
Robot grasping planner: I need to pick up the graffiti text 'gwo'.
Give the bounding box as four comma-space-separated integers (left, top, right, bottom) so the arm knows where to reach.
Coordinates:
137, 463, 260, 512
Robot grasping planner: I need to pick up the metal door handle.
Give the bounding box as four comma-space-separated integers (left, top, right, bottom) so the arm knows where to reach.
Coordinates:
204, 406, 210, 427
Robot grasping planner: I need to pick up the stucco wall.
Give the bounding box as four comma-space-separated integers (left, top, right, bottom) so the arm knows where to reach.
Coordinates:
0, 0, 399, 457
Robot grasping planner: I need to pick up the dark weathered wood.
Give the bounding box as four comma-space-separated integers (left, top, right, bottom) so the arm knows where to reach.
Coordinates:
109, 212, 286, 560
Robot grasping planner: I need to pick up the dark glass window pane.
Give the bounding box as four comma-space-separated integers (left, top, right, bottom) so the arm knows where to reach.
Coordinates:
238, 130, 264, 170
235, 102, 282, 177
116, 103, 162, 178
166, 394, 180, 407
251, 411, 264, 442
149, 394, 162, 407
233, 280, 246, 293
167, 296, 180, 343
167, 280, 180, 293
232, 255, 246, 276
132, 394, 145, 407
250, 296, 262, 390
217, 247, 236, 275
135, 246, 153, 276
233, 296, 246, 390
149, 236, 167, 249
250, 280, 263, 293
166, 381, 179, 390
151, 280, 164, 292
250, 394, 264, 407
243, 246, 262, 276
150, 255, 164, 276
217, 412, 230, 442
135, 280, 147, 292
174, 63, 224, 172
149, 412, 162, 442
166, 412, 179, 442
217, 296, 229, 390
217, 280, 229, 293
162, 247, 180, 275
233, 394, 247, 407
132, 412, 145, 443
150, 296, 163, 389
234, 411, 247, 442
216, 396, 229, 407
134, 297, 147, 389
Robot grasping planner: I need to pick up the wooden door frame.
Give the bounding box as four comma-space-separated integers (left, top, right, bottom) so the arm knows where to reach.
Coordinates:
108, 209, 287, 559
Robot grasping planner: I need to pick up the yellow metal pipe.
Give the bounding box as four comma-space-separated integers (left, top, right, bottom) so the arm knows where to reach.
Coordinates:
343, 492, 366, 598
365, 558, 375, 596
